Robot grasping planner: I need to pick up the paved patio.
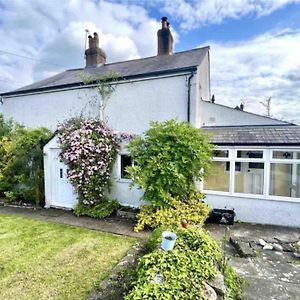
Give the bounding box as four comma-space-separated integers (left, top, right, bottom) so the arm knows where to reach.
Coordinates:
1, 205, 299, 299
207, 223, 300, 300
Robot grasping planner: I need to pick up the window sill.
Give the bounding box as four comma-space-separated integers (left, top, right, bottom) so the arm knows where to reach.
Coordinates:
116, 178, 132, 184
203, 190, 300, 203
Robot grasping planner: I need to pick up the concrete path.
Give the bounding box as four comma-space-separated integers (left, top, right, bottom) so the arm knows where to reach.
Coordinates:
206, 223, 300, 300
0, 205, 149, 239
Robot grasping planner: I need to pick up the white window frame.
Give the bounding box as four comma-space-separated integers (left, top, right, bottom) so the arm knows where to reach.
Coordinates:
203, 146, 300, 203
117, 153, 133, 183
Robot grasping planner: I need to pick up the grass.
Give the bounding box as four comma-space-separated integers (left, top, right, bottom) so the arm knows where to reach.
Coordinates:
0, 214, 137, 300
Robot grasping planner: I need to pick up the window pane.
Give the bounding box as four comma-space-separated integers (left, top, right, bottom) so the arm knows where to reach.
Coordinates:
213, 150, 229, 158
269, 163, 300, 198
205, 161, 230, 192
235, 162, 264, 194
237, 150, 263, 159
272, 151, 300, 160
121, 155, 132, 179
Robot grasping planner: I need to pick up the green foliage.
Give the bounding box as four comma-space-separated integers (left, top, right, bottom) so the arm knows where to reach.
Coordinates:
125, 227, 222, 300
0, 114, 14, 138
58, 117, 120, 207
224, 265, 246, 300
127, 119, 213, 207
80, 72, 119, 120
0, 123, 51, 206
80, 71, 119, 99
74, 198, 120, 219
134, 192, 209, 232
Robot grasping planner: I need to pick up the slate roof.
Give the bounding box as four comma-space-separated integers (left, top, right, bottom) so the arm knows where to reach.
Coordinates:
1, 46, 209, 97
202, 125, 300, 145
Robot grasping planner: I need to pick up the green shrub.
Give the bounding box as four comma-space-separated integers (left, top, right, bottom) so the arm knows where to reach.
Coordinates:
125, 227, 222, 300
224, 265, 246, 300
127, 119, 213, 207
0, 125, 51, 206
126, 227, 245, 300
74, 198, 119, 219
0, 114, 14, 138
134, 192, 209, 232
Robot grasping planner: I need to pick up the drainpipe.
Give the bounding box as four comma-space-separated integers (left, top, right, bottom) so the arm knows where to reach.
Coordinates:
187, 71, 195, 123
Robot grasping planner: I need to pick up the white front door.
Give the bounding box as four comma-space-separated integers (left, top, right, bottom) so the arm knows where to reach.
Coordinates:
50, 150, 77, 209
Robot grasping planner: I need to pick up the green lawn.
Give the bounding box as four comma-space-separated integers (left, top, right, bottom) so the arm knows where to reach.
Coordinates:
0, 214, 137, 300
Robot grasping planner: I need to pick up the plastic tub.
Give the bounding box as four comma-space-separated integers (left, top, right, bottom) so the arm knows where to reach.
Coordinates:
161, 231, 177, 251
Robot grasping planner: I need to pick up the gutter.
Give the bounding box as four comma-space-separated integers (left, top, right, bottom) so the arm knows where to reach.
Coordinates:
187, 71, 195, 123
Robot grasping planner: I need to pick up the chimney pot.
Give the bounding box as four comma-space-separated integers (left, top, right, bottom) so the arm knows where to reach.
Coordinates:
85, 31, 106, 67
157, 17, 173, 55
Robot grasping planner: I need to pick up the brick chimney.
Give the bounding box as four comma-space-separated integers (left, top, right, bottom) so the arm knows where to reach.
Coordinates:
157, 17, 173, 55
85, 32, 106, 67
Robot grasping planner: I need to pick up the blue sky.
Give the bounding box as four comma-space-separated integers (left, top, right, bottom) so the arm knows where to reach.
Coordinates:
0, 0, 300, 123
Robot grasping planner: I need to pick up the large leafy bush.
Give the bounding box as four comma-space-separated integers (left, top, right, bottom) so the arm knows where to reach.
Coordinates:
127, 119, 213, 207
0, 116, 51, 205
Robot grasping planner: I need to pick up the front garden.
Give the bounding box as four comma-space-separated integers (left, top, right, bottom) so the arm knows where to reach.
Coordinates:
0, 113, 246, 299
0, 214, 137, 300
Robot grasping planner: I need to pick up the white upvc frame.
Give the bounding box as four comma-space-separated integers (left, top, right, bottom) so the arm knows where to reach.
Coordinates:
116, 152, 133, 183
203, 146, 300, 203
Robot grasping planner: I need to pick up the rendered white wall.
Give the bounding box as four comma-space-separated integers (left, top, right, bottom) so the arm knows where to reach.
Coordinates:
199, 101, 288, 127
44, 136, 146, 209
3, 74, 191, 133
105, 75, 189, 134
205, 193, 300, 228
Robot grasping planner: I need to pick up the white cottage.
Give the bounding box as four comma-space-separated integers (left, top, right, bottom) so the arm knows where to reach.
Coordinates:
1, 17, 300, 227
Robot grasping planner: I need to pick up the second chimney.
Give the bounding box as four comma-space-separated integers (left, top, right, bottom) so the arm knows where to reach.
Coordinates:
85, 32, 106, 67
157, 17, 173, 55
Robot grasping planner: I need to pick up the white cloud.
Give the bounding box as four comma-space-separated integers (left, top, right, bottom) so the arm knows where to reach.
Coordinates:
158, 0, 300, 30
0, 0, 162, 92
207, 29, 300, 123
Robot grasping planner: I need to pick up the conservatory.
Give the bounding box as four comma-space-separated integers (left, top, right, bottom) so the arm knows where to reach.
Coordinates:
202, 126, 300, 227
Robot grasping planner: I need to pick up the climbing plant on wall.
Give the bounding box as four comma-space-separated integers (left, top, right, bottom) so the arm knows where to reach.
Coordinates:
58, 117, 133, 215
79, 71, 119, 121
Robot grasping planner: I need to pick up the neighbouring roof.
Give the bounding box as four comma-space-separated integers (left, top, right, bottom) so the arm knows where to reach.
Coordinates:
201, 100, 293, 125
1, 47, 209, 97
202, 125, 300, 146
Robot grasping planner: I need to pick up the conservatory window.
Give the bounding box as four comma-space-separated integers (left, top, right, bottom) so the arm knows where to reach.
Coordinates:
234, 162, 264, 194
204, 150, 230, 192
205, 148, 300, 200
205, 161, 230, 192
269, 163, 300, 198
272, 151, 300, 160
234, 150, 265, 195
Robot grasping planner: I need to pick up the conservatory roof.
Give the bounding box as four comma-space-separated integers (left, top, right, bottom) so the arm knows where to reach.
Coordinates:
202, 125, 300, 146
